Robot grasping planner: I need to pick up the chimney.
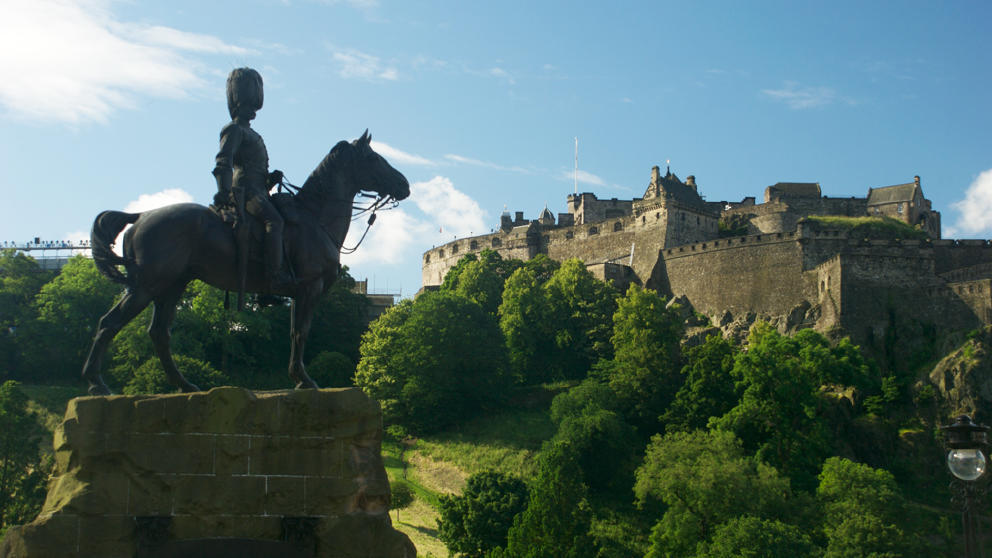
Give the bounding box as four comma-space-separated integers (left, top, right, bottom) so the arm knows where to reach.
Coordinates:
686, 175, 697, 192
651, 166, 661, 186
914, 175, 921, 186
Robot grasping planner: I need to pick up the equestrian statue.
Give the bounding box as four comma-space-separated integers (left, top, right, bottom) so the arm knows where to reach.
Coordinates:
80, 68, 410, 395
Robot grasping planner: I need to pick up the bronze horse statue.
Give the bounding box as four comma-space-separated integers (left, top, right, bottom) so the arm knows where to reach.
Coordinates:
81, 131, 410, 395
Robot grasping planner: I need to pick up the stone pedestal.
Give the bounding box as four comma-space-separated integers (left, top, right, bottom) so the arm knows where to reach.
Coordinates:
0, 387, 415, 558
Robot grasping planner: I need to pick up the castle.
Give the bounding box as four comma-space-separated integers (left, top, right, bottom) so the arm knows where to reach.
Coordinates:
422, 167, 992, 346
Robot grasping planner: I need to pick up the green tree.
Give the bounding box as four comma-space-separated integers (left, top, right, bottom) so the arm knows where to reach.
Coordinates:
552, 402, 638, 496
500, 259, 616, 384
596, 284, 683, 434
354, 291, 510, 434
0, 250, 53, 380
695, 515, 820, 558
663, 334, 739, 433
816, 457, 918, 558
26, 256, 121, 383
635, 429, 795, 558
123, 355, 229, 394
709, 323, 833, 490
389, 481, 415, 523
499, 267, 555, 384
306, 351, 355, 387
543, 259, 617, 379
443, 251, 522, 316
437, 471, 528, 557
0, 381, 46, 530
504, 442, 596, 558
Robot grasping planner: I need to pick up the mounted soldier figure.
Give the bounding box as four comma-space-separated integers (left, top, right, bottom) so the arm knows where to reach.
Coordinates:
213, 68, 293, 301
79, 67, 410, 395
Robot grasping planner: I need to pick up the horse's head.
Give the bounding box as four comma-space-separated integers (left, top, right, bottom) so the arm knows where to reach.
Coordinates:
349, 130, 410, 201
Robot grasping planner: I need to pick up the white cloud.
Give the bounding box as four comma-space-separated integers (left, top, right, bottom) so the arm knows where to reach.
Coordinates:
946, 169, 992, 237
761, 81, 837, 110
560, 169, 606, 187
411, 176, 487, 238
123, 189, 194, 213
444, 153, 530, 174
331, 48, 399, 81
0, 0, 251, 124
341, 176, 486, 267
371, 141, 436, 166
489, 67, 515, 85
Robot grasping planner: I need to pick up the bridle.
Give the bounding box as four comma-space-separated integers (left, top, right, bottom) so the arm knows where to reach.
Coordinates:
277, 177, 400, 254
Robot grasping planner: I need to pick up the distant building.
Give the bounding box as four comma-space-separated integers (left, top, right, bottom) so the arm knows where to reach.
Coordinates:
421, 166, 990, 346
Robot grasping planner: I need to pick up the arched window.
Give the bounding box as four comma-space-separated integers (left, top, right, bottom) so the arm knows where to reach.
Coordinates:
491, 237, 502, 248
470, 240, 479, 250
425, 253, 431, 263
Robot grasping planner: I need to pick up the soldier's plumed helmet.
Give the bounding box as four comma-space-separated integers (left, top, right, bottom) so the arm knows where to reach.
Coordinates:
226, 67, 264, 120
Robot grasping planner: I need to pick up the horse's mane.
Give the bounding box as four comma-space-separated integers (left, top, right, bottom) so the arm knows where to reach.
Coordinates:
296, 140, 352, 206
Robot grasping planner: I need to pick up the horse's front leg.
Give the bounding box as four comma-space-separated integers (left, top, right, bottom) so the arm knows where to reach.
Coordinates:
288, 281, 322, 389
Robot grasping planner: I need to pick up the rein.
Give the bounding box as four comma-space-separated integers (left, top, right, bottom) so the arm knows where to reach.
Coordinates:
277, 176, 397, 254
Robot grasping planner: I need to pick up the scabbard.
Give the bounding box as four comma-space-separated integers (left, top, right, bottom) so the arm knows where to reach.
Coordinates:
234, 185, 249, 312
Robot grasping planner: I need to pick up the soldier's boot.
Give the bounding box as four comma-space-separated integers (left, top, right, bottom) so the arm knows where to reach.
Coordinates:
264, 225, 295, 289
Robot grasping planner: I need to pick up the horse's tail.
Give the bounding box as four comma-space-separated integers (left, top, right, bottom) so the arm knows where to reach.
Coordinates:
91, 210, 140, 285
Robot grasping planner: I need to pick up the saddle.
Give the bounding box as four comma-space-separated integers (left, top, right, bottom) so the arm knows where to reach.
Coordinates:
209, 192, 302, 264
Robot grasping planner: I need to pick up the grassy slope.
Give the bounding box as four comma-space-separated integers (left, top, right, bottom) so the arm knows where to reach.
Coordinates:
382, 407, 556, 556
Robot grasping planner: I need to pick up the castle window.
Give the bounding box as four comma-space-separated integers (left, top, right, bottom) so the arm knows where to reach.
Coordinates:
897, 204, 904, 214
696, 216, 700, 224
425, 254, 431, 263
589, 227, 599, 236
470, 240, 479, 250
452, 244, 459, 254
641, 216, 646, 225
566, 231, 574, 239
439, 250, 445, 258
656, 213, 660, 220
613, 222, 623, 232
492, 237, 502, 247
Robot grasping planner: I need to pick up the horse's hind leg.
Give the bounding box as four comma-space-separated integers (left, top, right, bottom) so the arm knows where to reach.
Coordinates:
149, 285, 200, 393
81, 288, 152, 395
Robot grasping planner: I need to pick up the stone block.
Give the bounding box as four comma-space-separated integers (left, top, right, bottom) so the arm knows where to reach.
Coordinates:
78, 515, 133, 558
127, 474, 176, 516
169, 515, 282, 541
248, 435, 340, 477
264, 476, 306, 516
306, 477, 358, 516
126, 433, 215, 475
214, 435, 250, 475
131, 397, 168, 433
172, 474, 265, 516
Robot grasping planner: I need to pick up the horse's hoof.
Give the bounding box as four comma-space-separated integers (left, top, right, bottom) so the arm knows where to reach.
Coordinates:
87, 383, 112, 396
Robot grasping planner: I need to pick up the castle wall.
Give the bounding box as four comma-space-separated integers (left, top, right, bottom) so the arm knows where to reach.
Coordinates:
655, 232, 810, 319
932, 240, 992, 275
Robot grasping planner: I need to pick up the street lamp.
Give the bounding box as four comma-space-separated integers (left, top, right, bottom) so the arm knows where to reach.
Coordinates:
942, 415, 990, 558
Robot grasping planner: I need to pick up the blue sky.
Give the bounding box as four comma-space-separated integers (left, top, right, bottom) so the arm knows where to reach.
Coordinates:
1, 0, 990, 296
